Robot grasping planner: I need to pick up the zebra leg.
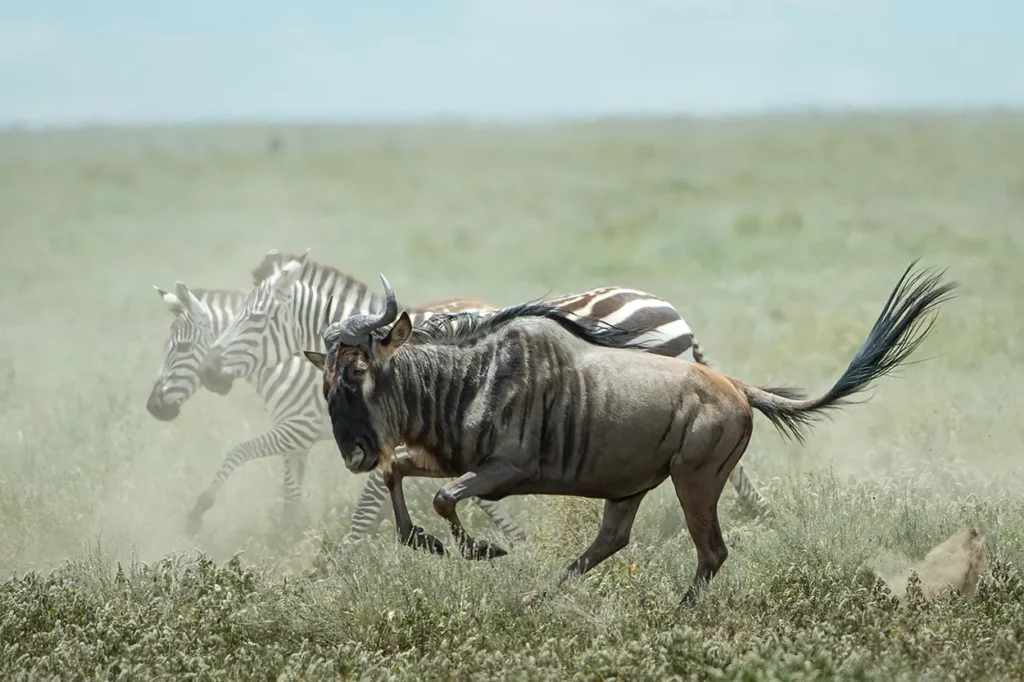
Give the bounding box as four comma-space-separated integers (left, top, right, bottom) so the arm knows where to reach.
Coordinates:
344, 469, 392, 542
281, 451, 311, 530
470, 497, 528, 543
728, 463, 772, 518
185, 425, 315, 536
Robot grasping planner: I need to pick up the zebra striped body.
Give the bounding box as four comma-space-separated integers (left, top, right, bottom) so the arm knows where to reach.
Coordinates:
200, 252, 772, 528
147, 284, 327, 534
147, 276, 525, 540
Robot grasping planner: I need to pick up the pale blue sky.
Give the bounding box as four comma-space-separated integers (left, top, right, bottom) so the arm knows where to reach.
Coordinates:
1, 0, 1021, 126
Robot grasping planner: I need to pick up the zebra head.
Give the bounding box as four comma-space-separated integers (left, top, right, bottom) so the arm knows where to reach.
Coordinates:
147, 282, 216, 421
200, 255, 307, 389
304, 274, 403, 473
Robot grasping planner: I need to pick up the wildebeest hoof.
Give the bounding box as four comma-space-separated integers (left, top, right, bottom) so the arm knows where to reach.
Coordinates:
679, 587, 703, 608
404, 526, 446, 556
460, 539, 507, 561
521, 589, 549, 606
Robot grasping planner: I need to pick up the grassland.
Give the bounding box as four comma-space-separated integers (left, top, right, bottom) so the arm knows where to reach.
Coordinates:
1, 111, 1023, 680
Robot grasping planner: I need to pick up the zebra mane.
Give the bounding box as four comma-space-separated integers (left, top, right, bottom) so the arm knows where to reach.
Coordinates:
249, 252, 401, 313
189, 287, 247, 303
251, 251, 299, 284
249, 251, 360, 289
408, 300, 658, 351
167, 287, 247, 333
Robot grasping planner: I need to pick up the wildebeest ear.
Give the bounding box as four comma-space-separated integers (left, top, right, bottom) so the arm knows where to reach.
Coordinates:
303, 350, 327, 371
376, 311, 412, 363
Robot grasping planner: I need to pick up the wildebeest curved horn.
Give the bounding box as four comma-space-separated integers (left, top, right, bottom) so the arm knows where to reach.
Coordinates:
323, 274, 400, 347
320, 296, 339, 348
377, 274, 398, 326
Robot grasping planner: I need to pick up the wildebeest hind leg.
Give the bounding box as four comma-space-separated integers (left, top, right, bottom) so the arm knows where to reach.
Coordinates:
672, 417, 750, 606
433, 463, 528, 560
558, 489, 649, 584
522, 489, 648, 606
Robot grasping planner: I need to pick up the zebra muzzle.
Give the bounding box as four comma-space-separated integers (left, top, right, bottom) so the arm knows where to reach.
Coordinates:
145, 390, 181, 421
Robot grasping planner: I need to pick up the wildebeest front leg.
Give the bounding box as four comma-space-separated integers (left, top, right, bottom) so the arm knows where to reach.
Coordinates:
433, 464, 528, 560
384, 459, 446, 556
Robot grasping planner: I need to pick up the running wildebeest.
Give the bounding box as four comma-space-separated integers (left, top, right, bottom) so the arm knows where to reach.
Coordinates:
304, 261, 956, 604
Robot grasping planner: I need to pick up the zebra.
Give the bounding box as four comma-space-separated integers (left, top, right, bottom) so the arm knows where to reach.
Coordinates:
197, 250, 773, 520
145, 275, 527, 542
307, 263, 955, 604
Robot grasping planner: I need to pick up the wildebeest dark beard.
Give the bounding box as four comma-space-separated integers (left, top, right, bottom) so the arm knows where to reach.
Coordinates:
328, 383, 380, 465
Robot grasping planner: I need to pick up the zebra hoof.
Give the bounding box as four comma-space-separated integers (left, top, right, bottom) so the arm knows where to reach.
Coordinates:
461, 539, 507, 561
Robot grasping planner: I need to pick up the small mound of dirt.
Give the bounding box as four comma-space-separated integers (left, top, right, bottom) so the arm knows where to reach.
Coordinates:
868, 526, 988, 602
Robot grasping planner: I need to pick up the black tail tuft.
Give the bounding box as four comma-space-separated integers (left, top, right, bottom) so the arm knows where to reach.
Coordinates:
750, 260, 957, 443
823, 260, 957, 404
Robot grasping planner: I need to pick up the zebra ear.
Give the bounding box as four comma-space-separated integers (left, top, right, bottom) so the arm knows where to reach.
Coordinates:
270, 260, 304, 294
376, 311, 412, 363
303, 350, 327, 372
174, 282, 204, 317
155, 286, 186, 316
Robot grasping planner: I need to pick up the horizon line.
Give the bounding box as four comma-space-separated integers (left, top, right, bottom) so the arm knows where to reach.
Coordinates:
4, 103, 1024, 133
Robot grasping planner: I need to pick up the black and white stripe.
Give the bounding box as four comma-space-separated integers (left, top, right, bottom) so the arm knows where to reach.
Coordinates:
147, 285, 327, 535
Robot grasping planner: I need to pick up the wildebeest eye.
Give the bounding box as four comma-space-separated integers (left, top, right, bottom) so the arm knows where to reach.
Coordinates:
348, 363, 366, 379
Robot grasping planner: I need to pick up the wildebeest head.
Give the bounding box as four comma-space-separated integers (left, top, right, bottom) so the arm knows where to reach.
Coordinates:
303, 274, 413, 473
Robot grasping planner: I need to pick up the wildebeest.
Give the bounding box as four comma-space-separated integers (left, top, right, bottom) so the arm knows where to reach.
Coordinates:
304, 262, 956, 604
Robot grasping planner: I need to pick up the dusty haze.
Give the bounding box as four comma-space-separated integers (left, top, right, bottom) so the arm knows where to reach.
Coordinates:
2, 114, 1022, 577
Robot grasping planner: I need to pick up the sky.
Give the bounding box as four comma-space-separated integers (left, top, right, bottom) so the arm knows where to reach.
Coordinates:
0, 0, 1022, 126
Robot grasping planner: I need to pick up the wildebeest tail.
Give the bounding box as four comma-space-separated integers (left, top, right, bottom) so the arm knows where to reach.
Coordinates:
737, 261, 957, 443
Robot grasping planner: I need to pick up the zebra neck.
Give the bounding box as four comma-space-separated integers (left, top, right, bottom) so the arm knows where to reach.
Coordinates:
195, 289, 250, 365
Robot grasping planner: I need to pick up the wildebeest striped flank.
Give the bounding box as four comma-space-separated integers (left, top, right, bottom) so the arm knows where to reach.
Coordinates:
307, 262, 956, 604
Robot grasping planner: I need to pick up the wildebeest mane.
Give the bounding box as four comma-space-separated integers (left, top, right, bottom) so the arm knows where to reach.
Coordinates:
408, 300, 659, 351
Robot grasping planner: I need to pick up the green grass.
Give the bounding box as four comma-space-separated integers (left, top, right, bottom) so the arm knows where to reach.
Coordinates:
2, 111, 1024, 680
